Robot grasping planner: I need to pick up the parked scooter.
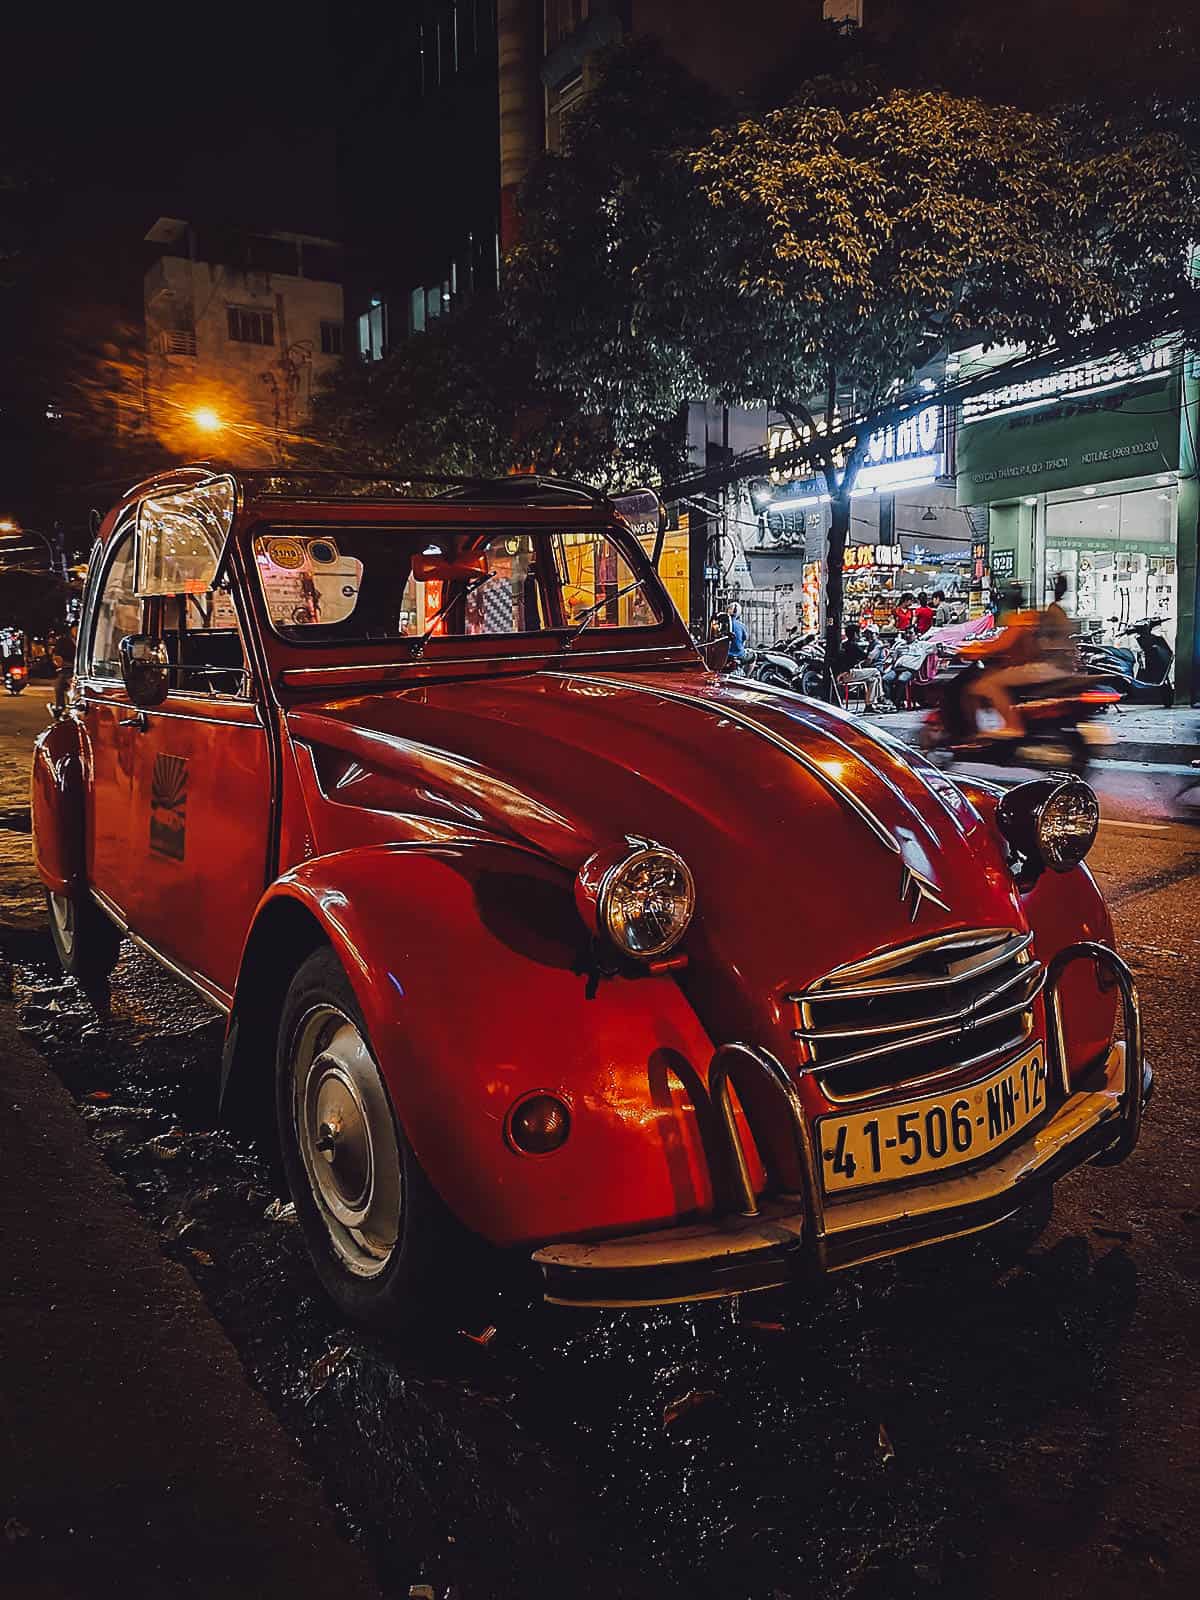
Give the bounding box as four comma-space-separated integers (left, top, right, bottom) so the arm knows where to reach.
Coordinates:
919, 655, 1119, 774
3, 661, 28, 695
751, 632, 825, 697
1078, 617, 1175, 708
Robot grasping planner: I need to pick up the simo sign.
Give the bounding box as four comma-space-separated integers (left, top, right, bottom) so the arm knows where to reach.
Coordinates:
767, 405, 944, 501
961, 347, 1174, 424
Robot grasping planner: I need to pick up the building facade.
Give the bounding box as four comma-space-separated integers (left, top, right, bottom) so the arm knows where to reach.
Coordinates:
955, 342, 1194, 699
142, 219, 344, 465
338, 2, 502, 365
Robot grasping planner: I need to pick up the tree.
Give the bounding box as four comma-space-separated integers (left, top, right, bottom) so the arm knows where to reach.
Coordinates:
504, 40, 727, 485
304, 295, 681, 487
666, 86, 1200, 681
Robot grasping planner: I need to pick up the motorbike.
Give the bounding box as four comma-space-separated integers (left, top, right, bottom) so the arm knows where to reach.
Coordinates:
751, 632, 826, 697
1078, 617, 1174, 708
3, 661, 28, 695
919, 654, 1120, 775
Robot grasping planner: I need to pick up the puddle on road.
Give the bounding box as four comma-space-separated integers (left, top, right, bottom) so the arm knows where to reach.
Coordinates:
3, 940, 1140, 1600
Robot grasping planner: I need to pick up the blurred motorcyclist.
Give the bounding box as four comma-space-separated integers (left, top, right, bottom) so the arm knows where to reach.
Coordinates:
958, 582, 1047, 739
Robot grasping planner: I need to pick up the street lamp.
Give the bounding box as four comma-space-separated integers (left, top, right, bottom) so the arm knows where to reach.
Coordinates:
191, 406, 223, 434
0, 520, 68, 580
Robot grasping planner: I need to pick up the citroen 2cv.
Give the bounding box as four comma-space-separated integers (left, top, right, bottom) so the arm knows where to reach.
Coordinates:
31, 468, 1148, 1324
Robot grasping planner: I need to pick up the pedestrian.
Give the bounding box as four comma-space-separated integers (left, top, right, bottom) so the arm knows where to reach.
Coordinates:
838, 622, 884, 711
893, 592, 915, 632
50, 624, 76, 716
727, 601, 749, 666
882, 630, 937, 708
933, 589, 955, 627
913, 592, 936, 634
1041, 572, 1075, 669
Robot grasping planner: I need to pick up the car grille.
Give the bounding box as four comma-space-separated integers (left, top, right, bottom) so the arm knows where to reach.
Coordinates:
789, 928, 1044, 1103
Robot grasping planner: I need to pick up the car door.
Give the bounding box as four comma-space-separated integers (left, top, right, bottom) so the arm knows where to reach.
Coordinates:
76, 523, 143, 920
125, 586, 273, 1003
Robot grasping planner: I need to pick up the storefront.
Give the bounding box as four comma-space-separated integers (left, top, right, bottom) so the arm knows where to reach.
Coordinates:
751, 403, 983, 634
956, 344, 1191, 691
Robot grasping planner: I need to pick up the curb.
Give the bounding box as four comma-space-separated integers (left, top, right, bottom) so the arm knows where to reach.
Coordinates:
0, 996, 383, 1600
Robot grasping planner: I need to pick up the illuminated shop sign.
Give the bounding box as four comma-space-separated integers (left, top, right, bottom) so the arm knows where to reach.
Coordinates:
844, 544, 903, 570
961, 347, 1173, 423
765, 405, 944, 509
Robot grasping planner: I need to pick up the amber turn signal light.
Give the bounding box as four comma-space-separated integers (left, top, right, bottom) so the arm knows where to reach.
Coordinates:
506, 1093, 571, 1156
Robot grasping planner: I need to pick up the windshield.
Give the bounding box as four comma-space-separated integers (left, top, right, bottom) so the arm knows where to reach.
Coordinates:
252, 525, 667, 646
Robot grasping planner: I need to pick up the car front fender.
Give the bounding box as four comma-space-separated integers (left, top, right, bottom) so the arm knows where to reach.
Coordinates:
1021, 859, 1119, 1084
30, 715, 85, 896
228, 839, 740, 1248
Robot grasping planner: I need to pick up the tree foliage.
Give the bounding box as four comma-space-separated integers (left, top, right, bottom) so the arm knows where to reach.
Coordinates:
306, 42, 720, 488
304, 301, 654, 485
661, 83, 1200, 672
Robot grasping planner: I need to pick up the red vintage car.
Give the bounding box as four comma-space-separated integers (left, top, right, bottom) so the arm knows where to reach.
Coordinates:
31, 468, 1148, 1325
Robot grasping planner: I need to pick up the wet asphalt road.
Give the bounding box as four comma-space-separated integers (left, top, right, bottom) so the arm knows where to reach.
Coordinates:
1, 690, 1198, 1600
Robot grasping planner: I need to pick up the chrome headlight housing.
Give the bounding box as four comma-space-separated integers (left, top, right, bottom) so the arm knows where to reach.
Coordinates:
997, 777, 1100, 874
576, 838, 696, 959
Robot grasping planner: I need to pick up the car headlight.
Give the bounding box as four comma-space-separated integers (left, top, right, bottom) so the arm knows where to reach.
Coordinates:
576, 838, 696, 959
997, 777, 1100, 874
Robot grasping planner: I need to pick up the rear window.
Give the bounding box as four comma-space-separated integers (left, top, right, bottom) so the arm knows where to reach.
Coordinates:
252, 525, 665, 645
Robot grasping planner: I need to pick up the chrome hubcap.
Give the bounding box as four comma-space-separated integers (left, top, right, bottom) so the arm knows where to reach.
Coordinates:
292, 1005, 401, 1278
49, 893, 75, 954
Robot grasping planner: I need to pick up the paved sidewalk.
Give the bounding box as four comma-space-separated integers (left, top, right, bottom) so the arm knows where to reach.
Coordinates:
0, 1011, 383, 1600
882, 702, 1197, 766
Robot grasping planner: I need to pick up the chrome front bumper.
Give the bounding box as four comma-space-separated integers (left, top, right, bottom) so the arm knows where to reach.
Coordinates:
534, 942, 1148, 1309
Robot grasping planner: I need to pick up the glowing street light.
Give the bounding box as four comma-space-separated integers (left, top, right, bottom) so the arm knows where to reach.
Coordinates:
191, 406, 223, 433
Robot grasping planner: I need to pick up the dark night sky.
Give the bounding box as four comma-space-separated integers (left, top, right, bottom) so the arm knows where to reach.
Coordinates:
3, 3, 340, 323
0, 3, 341, 520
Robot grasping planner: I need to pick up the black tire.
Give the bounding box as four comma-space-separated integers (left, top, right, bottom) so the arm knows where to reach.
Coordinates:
275, 945, 464, 1329
799, 665, 824, 698
46, 889, 122, 985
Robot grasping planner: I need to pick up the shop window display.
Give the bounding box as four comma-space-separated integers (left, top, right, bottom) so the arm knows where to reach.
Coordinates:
1044, 483, 1177, 652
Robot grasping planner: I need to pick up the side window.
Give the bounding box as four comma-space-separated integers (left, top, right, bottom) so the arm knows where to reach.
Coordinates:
87, 531, 142, 679
155, 589, 249, 697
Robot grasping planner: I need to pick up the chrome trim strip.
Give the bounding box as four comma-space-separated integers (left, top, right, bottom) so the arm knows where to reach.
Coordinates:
797, 991, 1040, 1074
76, 694, 263, 730
562, 673, 902, 858
795, 928, 1032, 999
814, 1022, 1036, 1105
731, 681, 943, 847
280, 645, 696, 682
795, 961, 1043, 1044
89, 888, 232, 1014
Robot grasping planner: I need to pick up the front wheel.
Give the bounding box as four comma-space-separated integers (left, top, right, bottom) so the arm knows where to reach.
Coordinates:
275, 946, 461, 1329
46, 889, 122, 985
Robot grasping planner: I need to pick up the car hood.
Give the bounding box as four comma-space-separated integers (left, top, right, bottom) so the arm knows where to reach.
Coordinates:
288, 667, 1028, 1045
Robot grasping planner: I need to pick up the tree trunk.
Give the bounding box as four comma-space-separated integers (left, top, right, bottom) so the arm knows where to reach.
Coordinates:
822, 490, 852, 699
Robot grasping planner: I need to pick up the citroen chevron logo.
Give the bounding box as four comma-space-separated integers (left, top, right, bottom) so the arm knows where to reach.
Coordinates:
899, 862, 950, 922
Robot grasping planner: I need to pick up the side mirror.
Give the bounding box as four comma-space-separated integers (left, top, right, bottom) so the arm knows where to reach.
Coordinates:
119, 635, 170, 707
701, 634, 731, 671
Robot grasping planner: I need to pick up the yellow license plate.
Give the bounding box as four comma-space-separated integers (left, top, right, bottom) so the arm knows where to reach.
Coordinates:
818, 1043, 1048, 1194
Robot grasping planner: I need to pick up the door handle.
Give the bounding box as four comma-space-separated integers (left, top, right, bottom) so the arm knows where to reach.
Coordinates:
119, 711, 150, 732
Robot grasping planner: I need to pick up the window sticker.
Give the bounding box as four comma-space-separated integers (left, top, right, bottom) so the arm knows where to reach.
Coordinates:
255, 536, 363, 627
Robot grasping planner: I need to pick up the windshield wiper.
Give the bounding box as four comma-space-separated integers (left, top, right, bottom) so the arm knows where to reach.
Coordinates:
565, 577, 647, 644
413, 574, 493, 658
